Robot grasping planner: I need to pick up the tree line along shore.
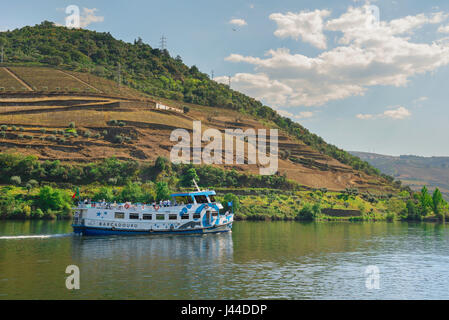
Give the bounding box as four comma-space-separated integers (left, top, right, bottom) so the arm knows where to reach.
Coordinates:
0, 152, 447, 222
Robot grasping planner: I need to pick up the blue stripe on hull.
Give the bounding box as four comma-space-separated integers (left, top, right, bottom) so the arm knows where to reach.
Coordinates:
72, 225, 232, 236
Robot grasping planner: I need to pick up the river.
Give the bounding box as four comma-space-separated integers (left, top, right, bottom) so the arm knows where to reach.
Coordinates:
1, 220, 448, 299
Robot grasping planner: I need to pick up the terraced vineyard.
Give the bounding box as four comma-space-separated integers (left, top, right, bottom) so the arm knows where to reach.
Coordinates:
0, 66, 395, 193
0, 67, 26, 91
65, 70, 148, 99
0, 66, 149, 100
8, 66, 94, 92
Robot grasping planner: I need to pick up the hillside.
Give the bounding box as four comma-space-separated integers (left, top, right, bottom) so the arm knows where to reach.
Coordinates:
351, 151, 449, 199
0, 22, 398, 193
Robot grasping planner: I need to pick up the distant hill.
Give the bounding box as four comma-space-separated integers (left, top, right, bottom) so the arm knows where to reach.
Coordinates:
351, 151, 449, 199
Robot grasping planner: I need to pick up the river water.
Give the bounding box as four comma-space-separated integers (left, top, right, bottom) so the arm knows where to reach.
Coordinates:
1, 220, 449, 299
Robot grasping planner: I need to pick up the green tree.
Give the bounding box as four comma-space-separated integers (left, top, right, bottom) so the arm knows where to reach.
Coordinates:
223, 193, 239, 213
296, 203, 321, 221
419, 186, 433, 216
10, 176, 21, 186
402, 199, 419, 220
181, 168, 199, 187
93, 186, 115, 202
432, 188, 445, 216
154, 156, 169, 173
155, 181, 171, 201
120, 182, 144, 203
27, 179, 39, 188
36, 186, 71, 212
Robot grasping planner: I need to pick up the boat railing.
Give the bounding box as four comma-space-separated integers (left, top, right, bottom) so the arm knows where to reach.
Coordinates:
76, 202, 216, 210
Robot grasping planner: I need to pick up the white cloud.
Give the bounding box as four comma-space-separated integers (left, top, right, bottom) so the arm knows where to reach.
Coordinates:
438, 24, 449, 33
296, 111, 314, 119
357, 106, 411, 120
269, 9, 331, 49
277, 109, 314, 119
384, 106, 411, 119
215, 73, 292, 105
80, 8, 104, 28
413, 96, 428, 104
356, 113, 375, 120
229, 19, 247, 27
55, 7, 104, 28
224, 4, 449, 108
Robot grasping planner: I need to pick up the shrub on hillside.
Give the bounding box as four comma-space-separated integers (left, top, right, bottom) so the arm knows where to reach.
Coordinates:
296, 203, 321, 221
10, 176, 21, 186
114, 135, 124, 143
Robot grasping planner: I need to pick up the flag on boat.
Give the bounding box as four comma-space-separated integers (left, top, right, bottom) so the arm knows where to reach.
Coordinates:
72, 187, 80, 199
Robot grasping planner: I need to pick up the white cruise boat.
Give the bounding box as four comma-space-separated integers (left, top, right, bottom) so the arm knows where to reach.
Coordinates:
72, 187, 234, 236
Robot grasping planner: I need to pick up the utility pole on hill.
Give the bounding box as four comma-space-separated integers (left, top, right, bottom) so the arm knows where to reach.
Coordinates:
160, 35, 167, 51
1, 46, 4, 64
117, 63, 121, 88
211, 70, 214, 80
228, 76, 231, 88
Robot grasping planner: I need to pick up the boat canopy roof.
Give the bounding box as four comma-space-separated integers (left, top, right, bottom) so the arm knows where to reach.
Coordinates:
170, 190, 216, 197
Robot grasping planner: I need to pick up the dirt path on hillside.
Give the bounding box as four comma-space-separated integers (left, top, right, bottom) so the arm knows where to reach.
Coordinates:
2, 67, 33, 91
58, 70, 102, 93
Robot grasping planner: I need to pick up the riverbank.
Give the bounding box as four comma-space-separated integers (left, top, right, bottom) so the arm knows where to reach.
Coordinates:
1, 183, 447, 223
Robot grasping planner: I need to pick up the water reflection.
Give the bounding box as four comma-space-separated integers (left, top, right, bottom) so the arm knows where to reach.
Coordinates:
1, 221, 449, 299
72, 233, 233, 265
69, 233, 234, 299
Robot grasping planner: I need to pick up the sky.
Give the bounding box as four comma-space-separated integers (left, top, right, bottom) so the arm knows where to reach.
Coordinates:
1, 0, 449, 157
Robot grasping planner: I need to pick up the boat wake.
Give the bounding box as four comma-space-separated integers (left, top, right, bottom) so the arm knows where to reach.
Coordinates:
0, 233, 73, 240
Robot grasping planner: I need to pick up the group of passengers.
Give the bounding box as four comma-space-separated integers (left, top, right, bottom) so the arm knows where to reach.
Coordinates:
80, 199, 178, 209
154, 200, 172, 207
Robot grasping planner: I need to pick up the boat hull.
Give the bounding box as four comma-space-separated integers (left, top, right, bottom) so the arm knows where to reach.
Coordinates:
72, 223, 232, 236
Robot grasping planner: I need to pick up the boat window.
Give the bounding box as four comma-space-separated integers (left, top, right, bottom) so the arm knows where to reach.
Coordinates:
129, 213, 139, 220
156, 214, 165, 220
115, 212, 125, 219
169, 214, 177, 220
194, 195, 209, 203
193, 213, 201, 219
209, 195, 216, 202
181, 214, 189, 220
143, 214, 152, 220
174, 195, 194, 204
212, 211, 218, 217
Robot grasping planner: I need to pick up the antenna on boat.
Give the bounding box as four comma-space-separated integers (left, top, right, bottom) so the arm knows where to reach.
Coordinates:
192, 179, 201, 192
